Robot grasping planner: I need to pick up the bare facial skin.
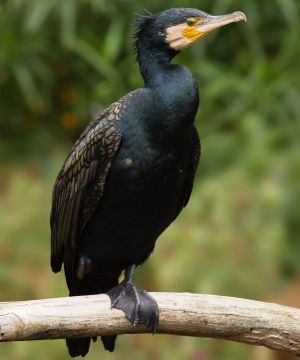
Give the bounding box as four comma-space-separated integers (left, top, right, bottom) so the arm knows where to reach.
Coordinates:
166, 11, 246, 50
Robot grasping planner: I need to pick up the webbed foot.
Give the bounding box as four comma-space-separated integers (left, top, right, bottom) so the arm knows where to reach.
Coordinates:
107, 265, 159, 333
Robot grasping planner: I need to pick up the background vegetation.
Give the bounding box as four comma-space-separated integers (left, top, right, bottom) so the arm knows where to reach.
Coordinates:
0, 0, 300, 359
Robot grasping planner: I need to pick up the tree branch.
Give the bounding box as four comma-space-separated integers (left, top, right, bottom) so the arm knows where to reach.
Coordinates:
0, 293, 299, 355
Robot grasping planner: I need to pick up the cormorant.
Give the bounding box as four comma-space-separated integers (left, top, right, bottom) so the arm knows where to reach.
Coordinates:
50, 7, 246, 357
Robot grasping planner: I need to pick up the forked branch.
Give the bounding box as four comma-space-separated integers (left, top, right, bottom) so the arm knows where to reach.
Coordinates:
0, 293, 299, 355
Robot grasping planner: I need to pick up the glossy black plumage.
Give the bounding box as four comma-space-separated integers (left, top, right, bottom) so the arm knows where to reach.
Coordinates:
51, 8, 203, 357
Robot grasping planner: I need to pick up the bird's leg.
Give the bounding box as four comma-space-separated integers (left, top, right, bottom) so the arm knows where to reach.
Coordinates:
76, 256, 93, 279
107, 265, 159, 333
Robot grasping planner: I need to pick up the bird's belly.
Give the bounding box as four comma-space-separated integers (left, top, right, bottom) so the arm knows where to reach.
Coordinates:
79, 148, 187, 271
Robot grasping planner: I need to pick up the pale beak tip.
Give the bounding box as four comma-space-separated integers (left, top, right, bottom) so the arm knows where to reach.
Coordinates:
233, 11, 247, 23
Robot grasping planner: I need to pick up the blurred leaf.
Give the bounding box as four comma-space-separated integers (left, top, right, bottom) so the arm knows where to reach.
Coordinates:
102, 18, 125, 61
59, 0, 77, 42
23, 0, 58, 33
12, 63, 44, 110
65, 37, 119, 80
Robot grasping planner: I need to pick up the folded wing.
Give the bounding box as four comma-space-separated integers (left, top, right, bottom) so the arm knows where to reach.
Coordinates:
50, 119, 121, 280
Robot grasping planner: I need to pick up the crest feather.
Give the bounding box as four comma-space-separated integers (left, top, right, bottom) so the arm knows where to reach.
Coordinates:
132, 12, 154, 58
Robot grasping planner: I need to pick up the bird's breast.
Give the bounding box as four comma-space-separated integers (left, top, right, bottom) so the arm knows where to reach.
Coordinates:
80, 127, 193, 267
107, 132, 189, 213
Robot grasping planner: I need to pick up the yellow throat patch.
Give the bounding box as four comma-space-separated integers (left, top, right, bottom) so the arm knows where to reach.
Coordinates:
165, 21, 208, 51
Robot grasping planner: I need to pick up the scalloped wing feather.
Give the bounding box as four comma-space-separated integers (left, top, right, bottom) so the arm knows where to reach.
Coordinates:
50, 120, 121, 276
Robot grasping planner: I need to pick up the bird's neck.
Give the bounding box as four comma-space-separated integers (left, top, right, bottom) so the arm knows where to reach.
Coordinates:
137, 44, 175, 87
137, 45, 199, 140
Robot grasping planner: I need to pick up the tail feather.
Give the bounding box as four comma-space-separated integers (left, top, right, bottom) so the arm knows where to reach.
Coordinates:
66, 269, 120, 357
101, 335, 117, 352
66, 338, 90, 358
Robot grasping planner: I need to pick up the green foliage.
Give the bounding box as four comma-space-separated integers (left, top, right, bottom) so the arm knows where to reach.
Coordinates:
0, 0, 300, 359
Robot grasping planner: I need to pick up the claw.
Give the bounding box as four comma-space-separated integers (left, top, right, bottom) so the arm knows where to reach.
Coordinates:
107, 265, 159, 332
107, 282, 159, 332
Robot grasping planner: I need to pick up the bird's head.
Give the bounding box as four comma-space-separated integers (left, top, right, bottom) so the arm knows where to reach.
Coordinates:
135, 8, 246, 55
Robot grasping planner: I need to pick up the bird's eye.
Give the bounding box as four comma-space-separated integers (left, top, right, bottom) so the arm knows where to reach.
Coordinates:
186, 18, 196, 27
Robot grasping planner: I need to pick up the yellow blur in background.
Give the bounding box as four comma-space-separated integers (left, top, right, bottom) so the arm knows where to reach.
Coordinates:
0, 0, 300, 359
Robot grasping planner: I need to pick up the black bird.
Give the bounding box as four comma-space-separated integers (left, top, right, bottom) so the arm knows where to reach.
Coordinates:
50, 7, 246, 357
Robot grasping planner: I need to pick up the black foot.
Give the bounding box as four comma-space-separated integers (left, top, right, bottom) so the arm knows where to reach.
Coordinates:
107, 266, 159, 332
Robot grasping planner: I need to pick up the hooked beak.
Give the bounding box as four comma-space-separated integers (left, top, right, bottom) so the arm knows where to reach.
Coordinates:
196, 11, 247, 35
166, 10, 247, 51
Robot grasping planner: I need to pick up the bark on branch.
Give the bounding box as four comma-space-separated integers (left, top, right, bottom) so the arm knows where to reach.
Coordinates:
0, 293, 299, 355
